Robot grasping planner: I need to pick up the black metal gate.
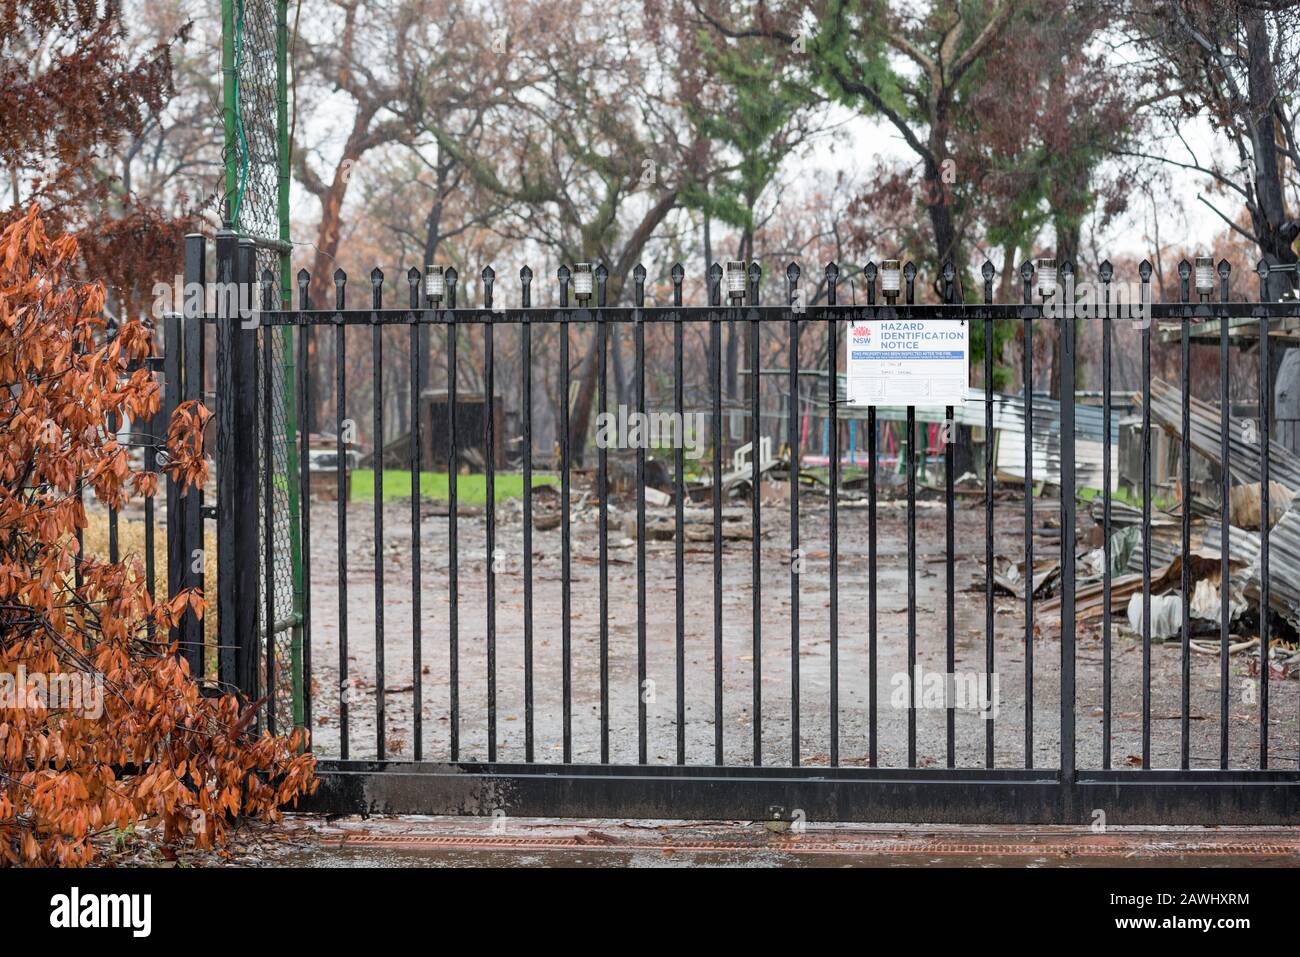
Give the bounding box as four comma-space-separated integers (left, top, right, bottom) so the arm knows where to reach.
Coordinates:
179, 235, 1300, 824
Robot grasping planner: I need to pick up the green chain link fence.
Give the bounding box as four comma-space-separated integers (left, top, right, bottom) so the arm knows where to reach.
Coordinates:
224, 0, 303, 731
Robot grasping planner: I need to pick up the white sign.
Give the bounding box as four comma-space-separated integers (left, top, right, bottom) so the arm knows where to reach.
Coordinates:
846, 319, 969, 407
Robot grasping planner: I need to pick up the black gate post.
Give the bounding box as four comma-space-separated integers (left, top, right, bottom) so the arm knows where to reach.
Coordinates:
215, 232, 262, 704
1060, 297, 1078, 817
168, 234, 207, 677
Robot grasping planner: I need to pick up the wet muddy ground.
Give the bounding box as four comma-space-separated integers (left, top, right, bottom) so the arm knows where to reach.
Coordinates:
99, 814, 1300, 867
303, 488, 1298, 770
271, 816, 1300, 868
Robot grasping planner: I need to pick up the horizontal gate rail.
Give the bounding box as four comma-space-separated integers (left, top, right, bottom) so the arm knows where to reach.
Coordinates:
234, 302, 1300, 325
301, 761, 1300, 825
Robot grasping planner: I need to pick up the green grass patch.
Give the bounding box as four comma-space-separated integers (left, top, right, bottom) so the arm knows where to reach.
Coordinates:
1077, 485, 1175, 509
350, 469, 557, 505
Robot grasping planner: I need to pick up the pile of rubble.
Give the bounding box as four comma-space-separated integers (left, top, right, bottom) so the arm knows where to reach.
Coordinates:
1042, 379, 1300, 671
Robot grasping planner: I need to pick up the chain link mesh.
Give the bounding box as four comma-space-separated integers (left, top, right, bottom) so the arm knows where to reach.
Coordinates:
232, 0, 299, 731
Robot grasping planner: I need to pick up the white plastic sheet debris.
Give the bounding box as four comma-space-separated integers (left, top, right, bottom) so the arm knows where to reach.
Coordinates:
1189, 577, 1246, 623
1125, 584, 1246, 639
1127, 592, 1183, 640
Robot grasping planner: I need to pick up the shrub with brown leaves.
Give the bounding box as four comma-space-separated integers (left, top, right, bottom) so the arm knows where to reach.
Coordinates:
0, 206, 315, 867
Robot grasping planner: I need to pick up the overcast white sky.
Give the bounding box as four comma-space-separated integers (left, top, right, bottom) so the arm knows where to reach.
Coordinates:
798, 104, 1228, 260
283, 16, 1240, 274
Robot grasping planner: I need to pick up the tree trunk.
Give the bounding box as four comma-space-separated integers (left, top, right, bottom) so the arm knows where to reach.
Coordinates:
564, 193, 680, 464
568, 327, 598, 466
1243, 9, 1299, 449
606, 325, 622, 406
301, 156, 360, 435
419, 192, 447, 417
998, 241, 1018, 304
1244, 9, 1299, 301
703, 211, 713, 291
923, 153, 959, 273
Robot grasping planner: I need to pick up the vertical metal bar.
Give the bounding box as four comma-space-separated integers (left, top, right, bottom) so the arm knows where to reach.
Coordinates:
597, 269, 610, 764
212, 238, 260, 704
262, 271, 277, 736
166, 283, 189, 666
144, 354, 156, 644
1178, 260, 1192, 770
1101, 261, 1113, 770
1218, 260, 1231, 770
1021, 261, 1035, 770
826, 262, 840, 767
483, 266, 497, 763
867, 262, 879, 768
1257, 260, 1271, 769
904, 439, 917, 764
1060, 266, 1077, 785
905, 262, 917, 769
107, 308, 120, 566
520, 266, 535, 763
407, 268, 422, 760
786, 263, 801, 767
198, 308, 207, 602
558, 266, 572, 763
446, 267, 460, 760
298, 269, 313, 736
371, 269, 385, 758
74, 521, 84, 591
774, 263, 795, 769
942, 261, 956, 770
217, 237, 261, 704
709, 262, 724, 765
1140, 260, 1153, 768
213, 233, 234, 686
333, 268, 349, 758
672, 264, 686, 765
74, 324, 85, 594
983, 261, 996, 770
748, 261, 763, 767
177, 238, 206, 673
182, 269, 204, 669
108, 335, 119, 568
632, 265, 648, 765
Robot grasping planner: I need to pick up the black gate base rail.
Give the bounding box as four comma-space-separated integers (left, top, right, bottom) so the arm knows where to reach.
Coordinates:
302, 761, 1300, 826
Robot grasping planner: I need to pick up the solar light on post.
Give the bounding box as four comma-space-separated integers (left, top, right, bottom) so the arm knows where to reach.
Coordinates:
424, 264, 445, 306
1037, 258, 1058, 300
725, 260, 747, 301
573, 263, 594, 302
880, 259, 901, 304
1195, 257, 1215, 302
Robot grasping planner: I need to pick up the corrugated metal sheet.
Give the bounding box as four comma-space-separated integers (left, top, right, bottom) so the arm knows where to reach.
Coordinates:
1240, 501, 1300, 629
994, 422, 1117, 491
1147, 378, 1300, 491
1087, 490, 1299, 626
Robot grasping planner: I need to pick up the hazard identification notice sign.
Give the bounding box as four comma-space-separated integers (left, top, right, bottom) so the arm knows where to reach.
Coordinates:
845, 319, 969, 407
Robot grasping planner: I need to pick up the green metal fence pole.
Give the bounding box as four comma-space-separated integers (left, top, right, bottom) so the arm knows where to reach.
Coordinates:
222, 0, 237, 221
277, 0, 306, 730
